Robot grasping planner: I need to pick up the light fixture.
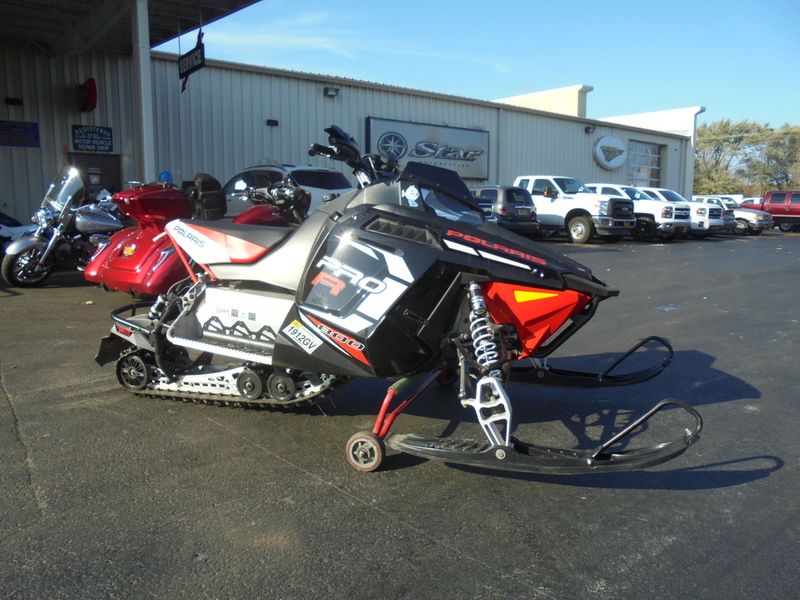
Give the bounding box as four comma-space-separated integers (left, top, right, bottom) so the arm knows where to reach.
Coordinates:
324, 87, 340, 97
265, 119, 279, 127
584, 125, 596, 134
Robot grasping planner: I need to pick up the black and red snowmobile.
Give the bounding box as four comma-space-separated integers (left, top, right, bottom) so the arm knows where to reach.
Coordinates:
96, 125, 701, 474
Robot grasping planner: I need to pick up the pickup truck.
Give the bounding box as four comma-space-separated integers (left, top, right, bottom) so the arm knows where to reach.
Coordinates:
692, 195, 774, 235
639, 187, 726, 238
512, 175, 635, 243
587, 183, 691, 242
743, 191, 800, 232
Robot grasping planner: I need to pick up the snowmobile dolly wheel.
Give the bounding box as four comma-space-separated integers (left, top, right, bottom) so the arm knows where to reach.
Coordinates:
347, 431, 385, 472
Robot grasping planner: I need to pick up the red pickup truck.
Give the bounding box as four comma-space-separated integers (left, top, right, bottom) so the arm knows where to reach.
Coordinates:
744, 191, 800, 232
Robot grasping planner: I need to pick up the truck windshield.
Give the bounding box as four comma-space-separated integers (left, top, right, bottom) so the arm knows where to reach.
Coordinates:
621, 187, 651, 201
553, 178, 590, 194
658, 189, 689, 203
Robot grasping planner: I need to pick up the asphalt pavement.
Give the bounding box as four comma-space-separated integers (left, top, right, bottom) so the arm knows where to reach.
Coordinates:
2, 230, 798, 600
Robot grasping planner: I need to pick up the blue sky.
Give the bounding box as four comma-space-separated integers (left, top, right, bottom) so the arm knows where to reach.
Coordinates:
156, 0, 800, 127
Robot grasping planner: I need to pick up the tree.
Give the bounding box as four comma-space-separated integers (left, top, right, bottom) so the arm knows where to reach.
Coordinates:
694, 120, 800, 195
693, 120, 767, 194
741, 124, 800, 190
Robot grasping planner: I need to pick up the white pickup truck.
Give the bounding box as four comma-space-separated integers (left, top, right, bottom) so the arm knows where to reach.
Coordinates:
692, 195, 773, 235
587, 183, 691, 242
513, 175, 636, 243
639, 187, 725, 238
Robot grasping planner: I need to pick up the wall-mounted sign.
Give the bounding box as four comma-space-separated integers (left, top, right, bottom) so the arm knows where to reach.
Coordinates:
0, 120, 40, 148
366, 117, 489, 180
72, 125, 113, 153
593, 135, 627, 170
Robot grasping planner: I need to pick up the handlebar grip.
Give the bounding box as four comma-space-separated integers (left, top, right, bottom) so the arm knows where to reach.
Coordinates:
308, 143, 334, 158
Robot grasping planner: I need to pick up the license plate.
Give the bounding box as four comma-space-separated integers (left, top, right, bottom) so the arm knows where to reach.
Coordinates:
516, 207, 530, 216
122, 244, 137, 257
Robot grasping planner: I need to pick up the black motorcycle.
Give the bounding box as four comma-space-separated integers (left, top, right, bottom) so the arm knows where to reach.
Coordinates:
96, 126, 701, 475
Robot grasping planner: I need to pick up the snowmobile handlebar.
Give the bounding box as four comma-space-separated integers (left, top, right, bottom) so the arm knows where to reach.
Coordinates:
308, 125, 399, 187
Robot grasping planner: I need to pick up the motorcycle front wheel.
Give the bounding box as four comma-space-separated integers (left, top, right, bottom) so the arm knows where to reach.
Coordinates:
2, 246, 54, 287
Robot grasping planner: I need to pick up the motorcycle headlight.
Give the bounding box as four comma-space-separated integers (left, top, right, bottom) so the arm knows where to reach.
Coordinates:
34, 208, 54, 226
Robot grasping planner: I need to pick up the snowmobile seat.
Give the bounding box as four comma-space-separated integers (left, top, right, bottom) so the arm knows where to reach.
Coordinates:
193, 220, 294, 253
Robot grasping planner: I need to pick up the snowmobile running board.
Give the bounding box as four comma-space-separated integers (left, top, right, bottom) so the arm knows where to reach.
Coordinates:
385, 399, 702, 474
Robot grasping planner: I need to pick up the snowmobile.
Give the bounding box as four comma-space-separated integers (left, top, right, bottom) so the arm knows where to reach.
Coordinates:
96, 125, 701, 474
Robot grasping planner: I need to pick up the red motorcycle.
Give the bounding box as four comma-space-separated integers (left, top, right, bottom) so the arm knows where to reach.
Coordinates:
85, 172, 309, 296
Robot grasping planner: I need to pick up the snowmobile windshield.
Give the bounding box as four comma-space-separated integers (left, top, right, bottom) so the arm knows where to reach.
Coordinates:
396, 162, 484, 226
42, 167, 85, 217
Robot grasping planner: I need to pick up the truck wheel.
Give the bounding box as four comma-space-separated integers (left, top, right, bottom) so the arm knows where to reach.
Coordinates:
778, 222, 795, 232
631, 217, 657, 242
567, 216, 593, 244
733, 219, 750, 235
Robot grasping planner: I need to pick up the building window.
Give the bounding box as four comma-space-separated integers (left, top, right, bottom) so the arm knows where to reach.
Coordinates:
628, 141, 663, 187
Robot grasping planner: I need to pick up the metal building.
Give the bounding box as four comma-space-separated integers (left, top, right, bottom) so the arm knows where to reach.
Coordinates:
1, 31, 701, 221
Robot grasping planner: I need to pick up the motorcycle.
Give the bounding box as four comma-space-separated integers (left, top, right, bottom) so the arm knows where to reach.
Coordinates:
2, 167, 131, 287
84, 173, 225, 297
95, 125, 701, 475
84, 166, 308, 297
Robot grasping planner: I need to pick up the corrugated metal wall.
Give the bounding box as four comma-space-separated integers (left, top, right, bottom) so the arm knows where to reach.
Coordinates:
1, 40, 691, 221
1, 38, 137, 220
150, 55, 506, 189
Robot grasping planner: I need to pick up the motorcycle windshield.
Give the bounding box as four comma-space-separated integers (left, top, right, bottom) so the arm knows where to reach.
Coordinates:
42, 167, 85, 218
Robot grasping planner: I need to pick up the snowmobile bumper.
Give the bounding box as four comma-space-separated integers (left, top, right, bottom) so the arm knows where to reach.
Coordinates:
386, 398, 702, 474
511, 336, 674, 389
95, 301, 158, 366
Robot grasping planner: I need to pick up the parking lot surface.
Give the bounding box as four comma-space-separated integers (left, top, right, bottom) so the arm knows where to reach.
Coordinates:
2, 231, 799, 599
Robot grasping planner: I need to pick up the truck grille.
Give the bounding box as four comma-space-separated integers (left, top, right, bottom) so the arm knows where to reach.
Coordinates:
673, 206, 690, 220
610, 199, 634, 218
708, 207, 722, 218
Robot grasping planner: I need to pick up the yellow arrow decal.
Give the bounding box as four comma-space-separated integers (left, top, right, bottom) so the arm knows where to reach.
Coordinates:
514, 290, 559, 302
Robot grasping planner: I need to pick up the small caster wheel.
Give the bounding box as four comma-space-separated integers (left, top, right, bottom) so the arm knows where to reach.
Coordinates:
346, 431, 385, 472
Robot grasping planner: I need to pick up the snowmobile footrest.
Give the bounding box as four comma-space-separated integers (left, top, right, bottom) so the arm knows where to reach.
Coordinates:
385, 399, 702, 474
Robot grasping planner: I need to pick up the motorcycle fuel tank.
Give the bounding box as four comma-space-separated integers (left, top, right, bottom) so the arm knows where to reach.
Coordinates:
74, 204, 126, 234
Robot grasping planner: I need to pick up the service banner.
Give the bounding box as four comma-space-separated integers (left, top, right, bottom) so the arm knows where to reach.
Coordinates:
366, 117, 489, 180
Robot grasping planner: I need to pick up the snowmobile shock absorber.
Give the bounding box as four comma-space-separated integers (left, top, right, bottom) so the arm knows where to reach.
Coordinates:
468, 282, 501, 376
464, 282, 512, 447
147, 294, 169, 320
